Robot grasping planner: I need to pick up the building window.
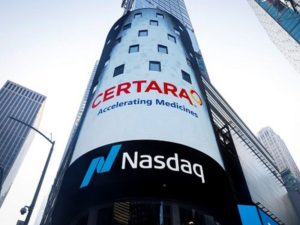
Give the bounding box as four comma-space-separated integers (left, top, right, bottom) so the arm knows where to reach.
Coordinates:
168, 34, 176, 43
186, 58, 192, 67
134, 13, 142, 18
113, 64, 125, 77
104, 58, 110, 67
114, 24, 119, 30
129, 44, 139, 53
178, 26, 183, 31
174, 28, 180, 36
106, 39, 111, 45
156, 13, 164, 19
182, 70, 192, 84
158, 45, 168, 54
149, 61, 161, 71
138, 30, 148, 37
150, 20, 159, 26
123, 23, 131, 30
115, 37, 122, 44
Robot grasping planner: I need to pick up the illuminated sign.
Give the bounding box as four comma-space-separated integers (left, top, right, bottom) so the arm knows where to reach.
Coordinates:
71, 77, 223, 167
91, 80, 203, 109
80, 144, 205, 189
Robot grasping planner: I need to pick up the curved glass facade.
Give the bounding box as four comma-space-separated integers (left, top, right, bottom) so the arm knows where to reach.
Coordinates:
70, 201, 222, 225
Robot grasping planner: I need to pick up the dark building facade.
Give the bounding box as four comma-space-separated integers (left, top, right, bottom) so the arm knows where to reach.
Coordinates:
0, 80, 46, 207
40, 1, 299, 225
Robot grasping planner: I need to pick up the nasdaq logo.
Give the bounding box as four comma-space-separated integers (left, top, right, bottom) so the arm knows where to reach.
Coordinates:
80, 144, 205, 189
80, 144, 121, 188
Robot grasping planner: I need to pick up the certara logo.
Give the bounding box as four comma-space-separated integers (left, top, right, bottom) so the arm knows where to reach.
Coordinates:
91, 80, 203, 109
80, 144, 205, 189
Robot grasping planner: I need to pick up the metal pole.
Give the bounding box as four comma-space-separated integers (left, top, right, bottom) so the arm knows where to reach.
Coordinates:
23, 141, 55, 225
9, 116, 55, 225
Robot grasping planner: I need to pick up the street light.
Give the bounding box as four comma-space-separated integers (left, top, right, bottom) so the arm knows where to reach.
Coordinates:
9, 116, 55, 225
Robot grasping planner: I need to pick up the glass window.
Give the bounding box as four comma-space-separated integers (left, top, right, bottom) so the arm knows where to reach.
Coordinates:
123, 23, 131, 30
114, 24, 119, 30
182, 70, 192, 84
149, 61, 161, 72
115, 37, 121, 44
168, 34, 176, 43
134, 13, 142, 18
156, 13, 164, 19
186, 58, 192, 67
158, 45, 168, 54
104, 58, 110, 67
174, 28, 180, 36
129, 44, 139, 53
106, 39, 111, 45
113, 64, 125, 77
150, 20, 159, 26
138, 30, 148, 37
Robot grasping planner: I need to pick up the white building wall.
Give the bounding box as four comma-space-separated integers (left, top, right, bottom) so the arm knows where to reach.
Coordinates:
72, 8, 224, 168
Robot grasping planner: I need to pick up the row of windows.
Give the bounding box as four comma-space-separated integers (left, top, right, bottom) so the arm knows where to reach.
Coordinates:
128, 44, 168, 54
107, 29, 176, 46
133, 12, 164, 20
2, 84, 44, 102
108, 11, 183, 48
112, 62, 192, 84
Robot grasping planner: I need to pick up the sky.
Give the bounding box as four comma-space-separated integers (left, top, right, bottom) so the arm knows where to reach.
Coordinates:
0, 0, 299, 225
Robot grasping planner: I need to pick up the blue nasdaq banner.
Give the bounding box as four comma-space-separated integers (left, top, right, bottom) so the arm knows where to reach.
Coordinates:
238, 205, 261, 225
259, 209, 278, 225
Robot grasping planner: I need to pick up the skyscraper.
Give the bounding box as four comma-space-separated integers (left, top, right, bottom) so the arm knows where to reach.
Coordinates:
247, 0, 300, 73
257, 127, 300, 179
40, 1, 299, 225
0, 81, 46, 207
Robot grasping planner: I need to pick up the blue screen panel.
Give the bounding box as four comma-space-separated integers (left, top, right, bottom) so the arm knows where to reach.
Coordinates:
238, 205, 262, 225
258, 209, 278, 225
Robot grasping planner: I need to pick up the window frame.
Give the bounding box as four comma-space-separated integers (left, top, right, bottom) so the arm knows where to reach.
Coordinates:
104, 57, 110, 67
156, 13, 164, 19
123, 23, 132, 31
129, 44, 140, 53
157, 44, 168, 54
174, 28, 180, 36
149, 61, 161, 72
113, 64, 125, 77
150, 20, 159, 26
134, 13, 142, 18
181, 70, 192, 84
115, 37, 122, 44
138, 29, 148, 37
167, 34, 176, 43
114, 24, 119, 30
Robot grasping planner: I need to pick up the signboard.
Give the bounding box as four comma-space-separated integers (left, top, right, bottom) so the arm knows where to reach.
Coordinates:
53, 140, 235, 225
238, 205, 279, 225
71, 77, 223, 168
259, 209, 279, 225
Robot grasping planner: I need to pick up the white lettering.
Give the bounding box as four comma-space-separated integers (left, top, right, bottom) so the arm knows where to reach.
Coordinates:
180, 159, 192, 174
121, 152, 205, 183
122, 151, 138, 169
140, 155, 152, 169
154, 155, 165, 169
193, 164, 205, 183
166, 153, 179, 171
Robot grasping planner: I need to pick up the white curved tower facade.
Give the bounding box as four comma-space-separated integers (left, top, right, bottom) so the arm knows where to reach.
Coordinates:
72, 8, 223, 167
51, 8, 239, 225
